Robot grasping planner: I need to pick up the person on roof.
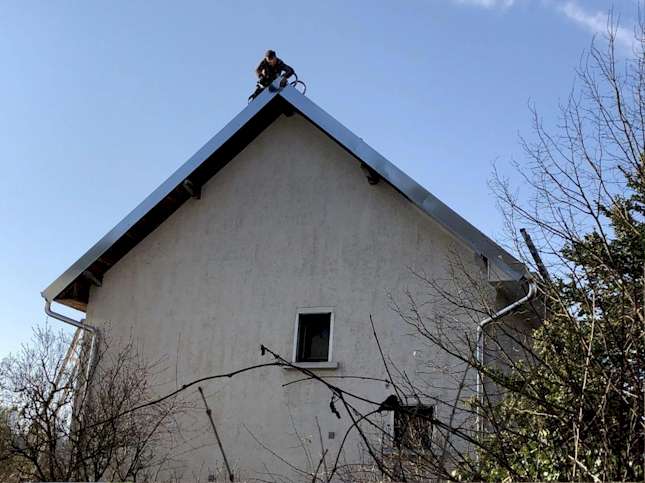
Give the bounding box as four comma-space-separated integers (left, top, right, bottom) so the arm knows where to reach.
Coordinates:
256, 50, 294, 88
249, 50, 295, 101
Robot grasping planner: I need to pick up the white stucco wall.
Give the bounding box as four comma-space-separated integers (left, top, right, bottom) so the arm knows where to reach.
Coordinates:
86, 113, 488, 481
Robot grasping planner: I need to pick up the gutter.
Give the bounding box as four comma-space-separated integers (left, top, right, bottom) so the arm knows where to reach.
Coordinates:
475, 277, 538, 433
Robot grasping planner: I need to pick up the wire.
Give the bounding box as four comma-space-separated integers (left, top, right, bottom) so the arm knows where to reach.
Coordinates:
289, 73, 307, 95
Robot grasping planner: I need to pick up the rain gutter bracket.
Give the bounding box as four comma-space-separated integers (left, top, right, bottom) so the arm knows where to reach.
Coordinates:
360, 162, 381, 185
182, 179, 201, 199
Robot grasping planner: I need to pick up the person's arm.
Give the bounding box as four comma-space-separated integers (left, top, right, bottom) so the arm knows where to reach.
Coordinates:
277, 60, 295, 87
279, 60, 295, 79
255, 59, 266, 79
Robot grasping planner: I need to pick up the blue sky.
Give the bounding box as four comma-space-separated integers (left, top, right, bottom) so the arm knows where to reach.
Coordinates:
0, 0, 638, 359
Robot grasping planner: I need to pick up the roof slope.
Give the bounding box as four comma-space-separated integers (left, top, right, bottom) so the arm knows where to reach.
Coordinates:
43, 79, 526, 311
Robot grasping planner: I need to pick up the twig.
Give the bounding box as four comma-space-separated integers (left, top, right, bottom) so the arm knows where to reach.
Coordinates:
369, 314, 404, 404
198, 386, 234, 482
311, 449, 328, 483
315, 417, 329, 481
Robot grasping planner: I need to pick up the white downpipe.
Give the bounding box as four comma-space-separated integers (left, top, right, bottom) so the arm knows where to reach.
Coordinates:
44, 300, 96, 334
44, 300, 99, 413
475, 278, 538, 434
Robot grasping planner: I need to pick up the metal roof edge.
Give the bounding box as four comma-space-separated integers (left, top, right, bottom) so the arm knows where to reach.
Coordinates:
43, 80, 526, 307
41, 83, 283, 304
279, 88, 526, 281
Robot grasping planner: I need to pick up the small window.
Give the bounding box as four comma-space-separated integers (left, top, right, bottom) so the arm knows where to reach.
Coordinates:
294, 311, 333, 363
393, 405, 434, 450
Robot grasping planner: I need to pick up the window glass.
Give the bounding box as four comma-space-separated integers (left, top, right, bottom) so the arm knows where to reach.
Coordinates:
296, 313, 331, 362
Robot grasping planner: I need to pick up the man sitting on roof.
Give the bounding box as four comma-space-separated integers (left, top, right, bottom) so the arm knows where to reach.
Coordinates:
249, 50, 295, 101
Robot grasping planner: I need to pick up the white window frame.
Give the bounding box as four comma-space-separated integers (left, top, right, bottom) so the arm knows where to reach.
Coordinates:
289, 307, 336, 369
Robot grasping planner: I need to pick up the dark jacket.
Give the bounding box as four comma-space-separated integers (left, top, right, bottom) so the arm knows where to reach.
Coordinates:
255, 57, 295, 84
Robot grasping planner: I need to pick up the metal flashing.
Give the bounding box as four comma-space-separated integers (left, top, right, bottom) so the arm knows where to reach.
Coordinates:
280, 87, 526, 281
42, 79, 525, 310
42, 82, 283, 306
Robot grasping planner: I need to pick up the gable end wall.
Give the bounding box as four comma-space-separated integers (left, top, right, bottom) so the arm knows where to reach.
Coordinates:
86, 113, 485, 479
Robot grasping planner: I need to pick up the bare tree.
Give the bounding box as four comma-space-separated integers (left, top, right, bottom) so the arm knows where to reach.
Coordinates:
0, 325, 183, 482
249, 10, 645, 482
301, 11, 645, 482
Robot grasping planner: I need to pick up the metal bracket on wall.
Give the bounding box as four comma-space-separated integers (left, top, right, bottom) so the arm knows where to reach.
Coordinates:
82, 270, 102, 287
360, 162, 381, 185
182, 179, 201, 199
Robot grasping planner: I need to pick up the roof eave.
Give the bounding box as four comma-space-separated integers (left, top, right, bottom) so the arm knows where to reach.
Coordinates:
42, 82, 286, 307
43, 80, 527, 310
280, 88, 526, 282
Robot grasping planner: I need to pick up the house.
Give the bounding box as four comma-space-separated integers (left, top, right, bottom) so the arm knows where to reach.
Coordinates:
42, 78, 534, 481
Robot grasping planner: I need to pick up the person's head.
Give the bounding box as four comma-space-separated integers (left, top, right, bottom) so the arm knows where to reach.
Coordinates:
265, 49, 277, 66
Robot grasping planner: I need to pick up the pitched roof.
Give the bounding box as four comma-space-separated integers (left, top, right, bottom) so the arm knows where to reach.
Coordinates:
43, 79, 527, 311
